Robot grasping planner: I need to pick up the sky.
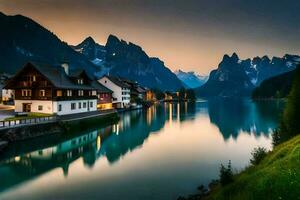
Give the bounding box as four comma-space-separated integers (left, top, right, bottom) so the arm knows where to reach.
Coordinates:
0, 0, 300, 74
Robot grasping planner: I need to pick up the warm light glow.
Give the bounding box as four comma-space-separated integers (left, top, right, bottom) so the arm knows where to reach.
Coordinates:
97, 135, 101, 151
97, 103, 113, 110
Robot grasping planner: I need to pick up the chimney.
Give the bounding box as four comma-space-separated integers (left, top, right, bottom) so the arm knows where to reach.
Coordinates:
61, 62, 69, 75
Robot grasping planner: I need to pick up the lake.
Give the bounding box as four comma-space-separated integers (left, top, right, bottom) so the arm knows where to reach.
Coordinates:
0, 99, 284, 200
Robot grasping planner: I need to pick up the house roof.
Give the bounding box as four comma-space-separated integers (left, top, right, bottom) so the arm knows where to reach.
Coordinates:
103, 75, 130, 88
136, 86, 147, 93
30, 62, 94, 90
90, 80, 113, 93
4, 62, 102, 91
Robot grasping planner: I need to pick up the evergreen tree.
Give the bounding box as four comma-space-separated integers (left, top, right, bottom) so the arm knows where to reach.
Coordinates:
280, 65, 300, 139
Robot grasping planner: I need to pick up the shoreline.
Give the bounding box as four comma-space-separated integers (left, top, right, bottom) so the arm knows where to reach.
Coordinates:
0, 109, 119, 144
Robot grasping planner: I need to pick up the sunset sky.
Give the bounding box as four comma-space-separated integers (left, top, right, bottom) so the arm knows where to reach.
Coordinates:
1, 0, 299, 74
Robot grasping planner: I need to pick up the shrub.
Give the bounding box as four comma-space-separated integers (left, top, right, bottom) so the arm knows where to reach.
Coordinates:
250, 147, 268, 165
219, 160, 233, 186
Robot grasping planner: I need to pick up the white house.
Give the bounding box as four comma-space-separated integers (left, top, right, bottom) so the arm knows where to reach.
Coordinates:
98, 75, 131, 109
4, 62, 100, 115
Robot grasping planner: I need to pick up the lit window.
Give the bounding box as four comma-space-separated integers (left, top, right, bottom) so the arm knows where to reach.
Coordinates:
78, 90, 84, 96
21, 89, 32, 97
77, 79, 83, 85
56, 90, 62, 97
29, 75, 36, 82
39, 90, 45, 97
67, 90, 72, 97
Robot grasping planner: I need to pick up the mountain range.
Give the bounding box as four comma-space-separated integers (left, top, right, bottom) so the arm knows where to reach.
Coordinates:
174, 70, 208, 88
1, 11, 299, 95
0, 12, 183, 91
197, 53, 300, 97
72, 35, 183, 91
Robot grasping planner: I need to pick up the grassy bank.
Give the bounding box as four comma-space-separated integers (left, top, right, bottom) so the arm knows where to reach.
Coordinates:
206, 135, 300, 200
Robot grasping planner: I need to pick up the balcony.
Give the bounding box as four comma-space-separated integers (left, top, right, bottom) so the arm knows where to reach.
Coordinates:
18, 81, 48, 88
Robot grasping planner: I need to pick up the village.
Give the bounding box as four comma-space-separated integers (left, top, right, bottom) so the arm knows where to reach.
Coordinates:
0, 61, 196, 141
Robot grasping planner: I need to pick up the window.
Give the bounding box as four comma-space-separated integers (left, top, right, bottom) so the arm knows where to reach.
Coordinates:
56, 90, 62, 97
92, 90, 97, 96
90, 102, 93, 108
78, 90, 84, 96
38, 105, 43, 111
29, 75, 36, 82
83, 102, 87, 108
77, 79, 83, 85
71, 103, 76, 110
78, 102, 82, 109
58, 104, 62, 111
67, 90, 72, 97
39, 90, 45, 97
21, 89, 32, 97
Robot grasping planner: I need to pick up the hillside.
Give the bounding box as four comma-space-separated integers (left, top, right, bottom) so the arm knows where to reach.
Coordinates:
0, 12, 99, 75
205, 134, 300, 200
252, 69, 296, 99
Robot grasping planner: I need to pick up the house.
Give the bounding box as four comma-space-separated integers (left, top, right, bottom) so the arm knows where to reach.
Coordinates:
69, 69, 113, 110
0, 73, 14, 103
144, 88, 156, 101
4, 62, 106, 115
98, 75, 131, 109
91, 80, 113, 110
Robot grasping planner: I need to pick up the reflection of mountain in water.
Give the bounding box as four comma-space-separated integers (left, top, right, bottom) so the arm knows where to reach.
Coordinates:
0, 104, 197, 193
207, 98, 284, 140
0, 100, 280, 193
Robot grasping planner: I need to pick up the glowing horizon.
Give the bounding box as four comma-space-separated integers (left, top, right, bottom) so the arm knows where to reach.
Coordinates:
1, 0, 299, 75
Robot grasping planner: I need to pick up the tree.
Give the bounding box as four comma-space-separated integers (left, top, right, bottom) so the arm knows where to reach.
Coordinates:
219, 160, 233, 186
280, 65, 300, 140
250, 147, 267, 165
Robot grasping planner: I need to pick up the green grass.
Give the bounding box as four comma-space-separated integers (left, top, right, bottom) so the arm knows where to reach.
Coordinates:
206, 135, 300, 200
4, 113, 53, 121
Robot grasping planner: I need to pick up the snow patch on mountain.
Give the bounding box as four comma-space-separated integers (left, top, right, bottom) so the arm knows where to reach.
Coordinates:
175, 70, 208, 88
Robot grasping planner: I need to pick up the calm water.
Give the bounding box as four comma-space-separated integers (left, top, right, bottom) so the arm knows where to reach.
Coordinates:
0, 99, 284, 200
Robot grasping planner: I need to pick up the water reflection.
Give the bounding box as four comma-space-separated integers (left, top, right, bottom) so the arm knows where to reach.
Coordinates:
0, 99, 283, 198
207, 99, 284, 140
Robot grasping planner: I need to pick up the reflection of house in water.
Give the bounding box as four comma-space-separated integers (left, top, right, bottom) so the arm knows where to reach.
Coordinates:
0, 127, 113, 193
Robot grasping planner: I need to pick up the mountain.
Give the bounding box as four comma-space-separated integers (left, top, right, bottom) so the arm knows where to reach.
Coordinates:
252, 69, 297, 99
242, 54, 300, 86
197, 53, 300, 97
0, 12, 99, 75
197, 53, 255, 97
174, 70, 208, 88
71, 37, 106, 66
72, 35, 183, 91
